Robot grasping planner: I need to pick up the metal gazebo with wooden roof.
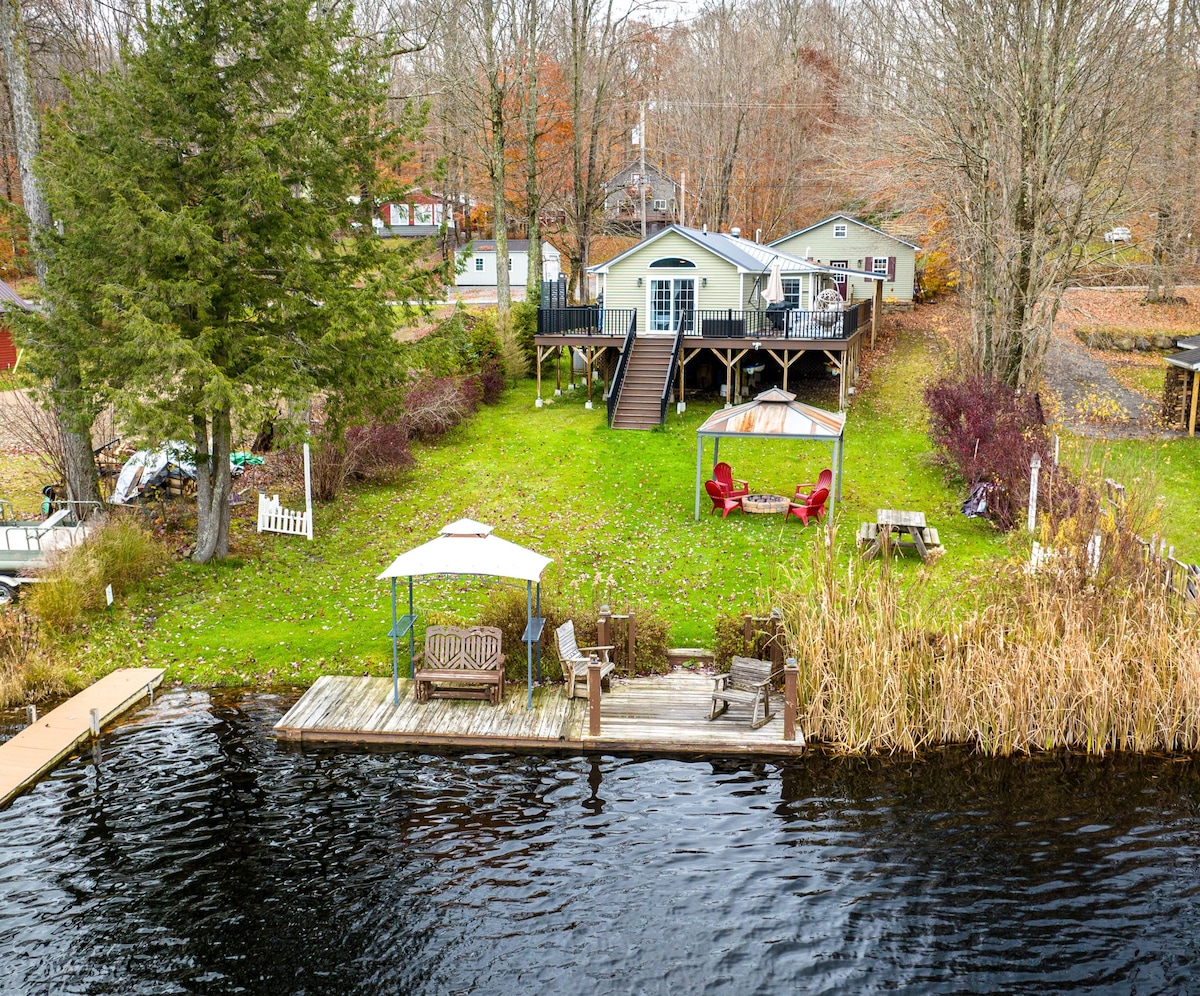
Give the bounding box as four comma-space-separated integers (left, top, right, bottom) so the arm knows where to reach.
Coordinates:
694, 388, 846, 520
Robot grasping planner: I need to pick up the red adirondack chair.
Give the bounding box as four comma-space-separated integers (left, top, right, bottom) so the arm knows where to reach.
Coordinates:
713, 462, 749, 497
786, 486, 828, 526
795, 468, 832, 502
705, 479, 744, 519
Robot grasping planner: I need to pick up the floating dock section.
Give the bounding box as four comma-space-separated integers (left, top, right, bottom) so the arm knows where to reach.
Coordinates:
0, 667, 165, 808
274, 670, 806, 756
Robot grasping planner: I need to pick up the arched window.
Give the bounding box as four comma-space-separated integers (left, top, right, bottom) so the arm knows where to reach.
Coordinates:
648, 257, 696, 268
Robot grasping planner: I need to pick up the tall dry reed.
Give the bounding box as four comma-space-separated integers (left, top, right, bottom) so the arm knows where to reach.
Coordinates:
778, 494, 1200, 755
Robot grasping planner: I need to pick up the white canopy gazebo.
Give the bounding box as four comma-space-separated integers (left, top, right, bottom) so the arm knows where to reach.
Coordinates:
694, 388, 846, 520
376, 519, 553, 709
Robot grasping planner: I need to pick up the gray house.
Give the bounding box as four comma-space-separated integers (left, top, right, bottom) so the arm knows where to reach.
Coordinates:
770, 215, 920, 304
602, 162, 677, 233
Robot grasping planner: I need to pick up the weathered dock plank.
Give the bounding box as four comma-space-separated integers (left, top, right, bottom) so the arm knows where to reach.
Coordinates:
274, 670, 804, 756
0, 667, 166, 808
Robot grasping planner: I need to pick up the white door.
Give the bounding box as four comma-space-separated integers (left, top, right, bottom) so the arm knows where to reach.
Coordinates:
649, 278, 695, 332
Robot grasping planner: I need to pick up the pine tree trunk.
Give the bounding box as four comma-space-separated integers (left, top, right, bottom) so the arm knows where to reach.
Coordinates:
0, 0, 99, 508
192, 409, 232, 563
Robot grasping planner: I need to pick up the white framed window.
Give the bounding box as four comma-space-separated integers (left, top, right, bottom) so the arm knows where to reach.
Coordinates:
782, 278, 801, 307
833, 223, 847, 238
433, 205, 443, 224
474, 257, 484, 271
873, 256, 889, 276
414, 203, 433, 225
653, 199, 667, 211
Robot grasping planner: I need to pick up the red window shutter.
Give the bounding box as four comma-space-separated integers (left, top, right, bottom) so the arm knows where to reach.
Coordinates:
864, 256, 873, 274
887, 256, 896, 280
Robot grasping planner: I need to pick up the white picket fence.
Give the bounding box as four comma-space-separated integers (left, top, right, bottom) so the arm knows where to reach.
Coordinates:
257, 493, 312, 540
256, 442, 313, 541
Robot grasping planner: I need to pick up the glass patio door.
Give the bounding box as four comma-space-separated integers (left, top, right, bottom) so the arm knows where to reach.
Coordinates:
650, 277, 695, 331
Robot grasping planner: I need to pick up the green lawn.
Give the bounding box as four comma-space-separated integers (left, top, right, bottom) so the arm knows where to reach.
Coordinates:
70, 326, 1009, 687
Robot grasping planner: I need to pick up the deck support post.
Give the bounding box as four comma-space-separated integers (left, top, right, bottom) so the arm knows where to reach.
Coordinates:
535, 346, 543, 406
783, 659, 799, 742
587, 660, 602, 735
1191, 370, 1199, 437
585, 347, 594, 409
872, 281, 882, 349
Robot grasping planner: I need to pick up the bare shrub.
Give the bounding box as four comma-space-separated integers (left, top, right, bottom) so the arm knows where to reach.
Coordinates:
0, 608, 76, 707
401, 376, 477, 442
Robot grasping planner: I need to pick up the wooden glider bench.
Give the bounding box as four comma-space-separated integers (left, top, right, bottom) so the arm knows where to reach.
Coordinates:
414, 625, 506, 705
709, 655, 778, 729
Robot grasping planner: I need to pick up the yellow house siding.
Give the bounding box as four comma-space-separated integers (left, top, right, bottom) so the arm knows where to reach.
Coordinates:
599, 231, 746, 331
774, 221, 916, 302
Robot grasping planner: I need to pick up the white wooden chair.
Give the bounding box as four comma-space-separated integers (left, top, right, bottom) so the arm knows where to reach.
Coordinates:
554, 620, 615, 698
710, 655, 777, 729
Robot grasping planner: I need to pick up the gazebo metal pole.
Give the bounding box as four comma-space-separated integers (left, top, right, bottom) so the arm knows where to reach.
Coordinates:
713, 436, 720, 468
408, 577, 416, 678
391, 578, 399, 706
836, 433, 844, 499
536, 582, 542, 682
695, 435, 704, 520
526, 580, 534, 709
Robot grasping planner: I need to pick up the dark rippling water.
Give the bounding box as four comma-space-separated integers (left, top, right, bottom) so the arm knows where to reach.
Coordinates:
2, 690, 1200, 995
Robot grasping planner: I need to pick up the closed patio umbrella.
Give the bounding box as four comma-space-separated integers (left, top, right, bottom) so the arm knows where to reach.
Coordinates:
762, 259, 786, 305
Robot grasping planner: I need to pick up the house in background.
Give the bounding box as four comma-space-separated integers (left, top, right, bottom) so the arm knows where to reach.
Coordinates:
374, 192, 460, 238
602, 163, 677, 234
0, 281, 32, 371
534, 225, 886, 425
770, 214, 920, 306
455, 240, 562, 289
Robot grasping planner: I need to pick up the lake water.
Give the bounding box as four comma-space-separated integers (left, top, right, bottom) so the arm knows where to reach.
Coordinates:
2, 689, 1199, 994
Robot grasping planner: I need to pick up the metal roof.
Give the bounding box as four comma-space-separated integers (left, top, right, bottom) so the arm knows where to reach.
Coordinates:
0, 282, 33, 312
1174, 334, 1200, 349
466, 239, 559, 255
588, 225, 884, 280
1165, 347, 1200, 372
696, 387, 846, 440
769, 214, 922, 252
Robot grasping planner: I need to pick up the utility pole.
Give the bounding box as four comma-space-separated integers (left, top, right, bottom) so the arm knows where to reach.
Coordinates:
639, 100, 647, 239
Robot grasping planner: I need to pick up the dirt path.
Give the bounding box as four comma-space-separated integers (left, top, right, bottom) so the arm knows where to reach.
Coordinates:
1040, 334, 1171, 438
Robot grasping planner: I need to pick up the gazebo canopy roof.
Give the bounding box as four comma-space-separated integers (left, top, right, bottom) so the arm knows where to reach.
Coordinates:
377, 518, 553, 582
696, 388, 846, 440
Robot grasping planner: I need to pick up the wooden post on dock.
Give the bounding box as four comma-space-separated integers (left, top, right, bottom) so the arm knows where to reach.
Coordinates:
783, 659, 798, 741
588, 661, 602, 736
597, 607, 611, 652
627, 613, 636, 668
768, 609, 784, 669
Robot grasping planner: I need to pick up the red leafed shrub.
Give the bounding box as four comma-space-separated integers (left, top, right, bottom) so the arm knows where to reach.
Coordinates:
924, 375, 1050, 530
401, 375, 478, 442
345, 420, 413, 479
477, 359, 506, 405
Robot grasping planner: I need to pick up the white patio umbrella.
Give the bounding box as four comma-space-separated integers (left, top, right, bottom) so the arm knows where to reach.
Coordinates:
762, 259, 786, 305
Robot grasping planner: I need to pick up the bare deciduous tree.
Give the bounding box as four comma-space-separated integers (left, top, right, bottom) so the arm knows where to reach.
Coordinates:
871, 0, 1146, 388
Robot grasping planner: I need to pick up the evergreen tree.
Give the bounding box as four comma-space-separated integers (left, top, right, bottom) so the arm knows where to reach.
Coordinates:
33, 0, 436, 562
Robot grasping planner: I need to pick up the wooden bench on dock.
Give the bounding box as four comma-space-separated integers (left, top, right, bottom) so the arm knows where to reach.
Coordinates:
710, 655, 777, 729
414, 625, 506, 705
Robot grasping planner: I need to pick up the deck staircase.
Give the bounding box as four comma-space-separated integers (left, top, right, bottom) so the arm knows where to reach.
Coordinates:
610, 335, 675, 429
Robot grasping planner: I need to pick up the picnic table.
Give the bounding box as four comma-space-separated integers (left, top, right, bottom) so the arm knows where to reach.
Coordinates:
858, 509, 942, 562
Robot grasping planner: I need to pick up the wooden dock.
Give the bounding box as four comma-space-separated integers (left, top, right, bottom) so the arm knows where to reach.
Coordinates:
274, 670, 806, 756
0, 667, 165, 809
